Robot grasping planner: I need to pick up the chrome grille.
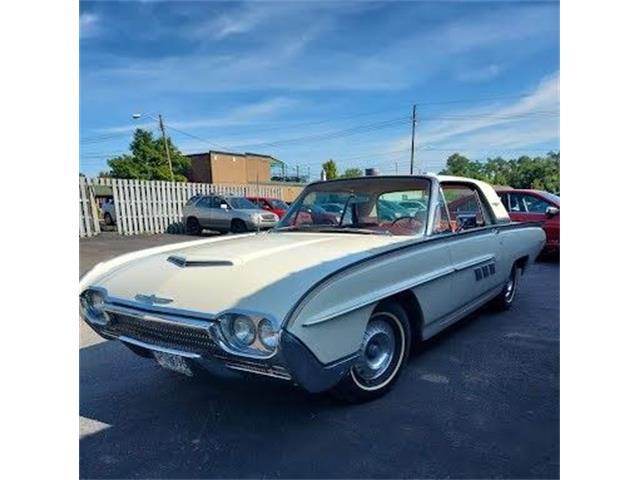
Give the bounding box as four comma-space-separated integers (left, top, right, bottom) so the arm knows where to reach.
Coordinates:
105, 312, 216, 356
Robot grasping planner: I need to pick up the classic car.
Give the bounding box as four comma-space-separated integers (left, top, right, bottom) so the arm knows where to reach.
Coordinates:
183, 194, 279, 234
80, 175, 545, 402
246, 196, 289, 219
495, 187, 560, 254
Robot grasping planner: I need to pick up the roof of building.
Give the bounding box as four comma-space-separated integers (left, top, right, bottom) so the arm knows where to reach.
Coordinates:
186, 150, 285, 167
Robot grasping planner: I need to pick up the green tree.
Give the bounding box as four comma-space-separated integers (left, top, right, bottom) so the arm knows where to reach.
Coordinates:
439, 153, 487, 181
106, 129, 191, 182
322, 159, 338, 180
341, 167, 363, 178
438, 151, 559, 192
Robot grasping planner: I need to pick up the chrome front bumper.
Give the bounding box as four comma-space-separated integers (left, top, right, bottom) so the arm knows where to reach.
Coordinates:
85, 301, 292, 382
83, 299, 355, 392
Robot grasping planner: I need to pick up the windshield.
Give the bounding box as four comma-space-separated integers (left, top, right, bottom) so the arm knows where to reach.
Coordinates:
227, 197, 257, 209
270, 199, 289, 210
274, 177, 431, 236
539, 191, 560, 205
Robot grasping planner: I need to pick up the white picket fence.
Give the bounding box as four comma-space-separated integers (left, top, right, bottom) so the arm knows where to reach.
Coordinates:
79, 177, 296, 237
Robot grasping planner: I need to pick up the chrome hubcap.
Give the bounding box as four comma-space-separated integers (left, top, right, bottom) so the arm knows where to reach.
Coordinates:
505, 270, 517, 301
354, 319, 396, 381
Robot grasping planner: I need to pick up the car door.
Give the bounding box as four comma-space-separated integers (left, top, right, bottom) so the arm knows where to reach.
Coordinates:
209, 196, 233, 231
193, 196, 215, 227
508, 192, 558, 247
442, 182, 503, 312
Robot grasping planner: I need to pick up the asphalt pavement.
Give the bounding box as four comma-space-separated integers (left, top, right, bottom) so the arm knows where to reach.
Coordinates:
80, 233, 559, 479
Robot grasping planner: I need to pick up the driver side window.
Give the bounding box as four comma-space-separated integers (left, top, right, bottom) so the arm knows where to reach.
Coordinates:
442, 183, 492, 231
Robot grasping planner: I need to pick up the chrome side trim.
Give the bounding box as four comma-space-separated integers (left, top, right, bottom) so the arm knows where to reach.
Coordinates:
118, 335, 202, 359
301, 254, 495, 327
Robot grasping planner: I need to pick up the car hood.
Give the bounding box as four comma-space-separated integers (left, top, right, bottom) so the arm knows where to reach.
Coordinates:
234, 208, 271, 215
88, 232, 410, 325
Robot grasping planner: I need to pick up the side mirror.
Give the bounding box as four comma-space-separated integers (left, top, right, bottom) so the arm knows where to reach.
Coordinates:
221, 204, 229, 210
456, 214, 478, 231
545, 206, 559, 216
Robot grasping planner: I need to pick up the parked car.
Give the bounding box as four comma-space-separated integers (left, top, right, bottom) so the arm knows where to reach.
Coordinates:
398, 200, 427, 216
183, 195, 279, 234
80, 175, 545, 402
101, 198, 116, 225
246, 196, 289, 219
495, 188, 560, 254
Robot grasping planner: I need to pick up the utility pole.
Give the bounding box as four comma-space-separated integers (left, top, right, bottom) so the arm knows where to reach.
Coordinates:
410, 104, 417, 175
296, 165, 300, 180
157, 114, 174, 182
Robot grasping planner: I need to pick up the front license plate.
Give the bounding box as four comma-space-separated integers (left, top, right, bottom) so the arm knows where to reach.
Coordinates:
153, 351, 193, 376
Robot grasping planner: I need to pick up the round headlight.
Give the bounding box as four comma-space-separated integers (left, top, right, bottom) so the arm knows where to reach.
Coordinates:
231, 315, 256, 346
89, 291, 105, 314
258, 318, 278, 350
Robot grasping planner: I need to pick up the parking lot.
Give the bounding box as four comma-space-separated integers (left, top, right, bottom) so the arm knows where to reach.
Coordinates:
80, 233, 559, 479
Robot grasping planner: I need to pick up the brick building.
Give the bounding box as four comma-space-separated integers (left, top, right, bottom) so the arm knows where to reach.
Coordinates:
186, 151, 281, 185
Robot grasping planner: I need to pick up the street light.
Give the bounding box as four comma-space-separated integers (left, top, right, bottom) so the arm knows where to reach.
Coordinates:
131, 112, 174, 182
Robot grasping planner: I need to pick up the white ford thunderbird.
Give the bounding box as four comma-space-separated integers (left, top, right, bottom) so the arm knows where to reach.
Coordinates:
80, 175, 545, 402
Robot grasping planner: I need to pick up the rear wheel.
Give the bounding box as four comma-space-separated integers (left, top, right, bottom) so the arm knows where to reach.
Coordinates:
186, 217, 202, 235
230, 219, 248, 234
331, 302, 411, 403
492, 264, 521, 310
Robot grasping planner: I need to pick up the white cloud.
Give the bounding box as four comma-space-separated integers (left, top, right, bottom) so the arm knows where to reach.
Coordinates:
383, 71, 559, 168
96, 96, 300, 134
80, 13, 100, 39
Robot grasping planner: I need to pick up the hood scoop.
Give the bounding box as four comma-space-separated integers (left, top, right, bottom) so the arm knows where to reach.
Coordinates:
167, 255, 238, 268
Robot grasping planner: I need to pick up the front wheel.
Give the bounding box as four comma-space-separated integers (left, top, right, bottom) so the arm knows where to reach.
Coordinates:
230, 219, 248, 234
185, 217, 202, 235
331, 302, 411, 403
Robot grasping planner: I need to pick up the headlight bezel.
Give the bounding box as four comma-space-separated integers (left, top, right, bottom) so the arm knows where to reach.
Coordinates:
215, 310, 280, 358
79, 287, 111, 325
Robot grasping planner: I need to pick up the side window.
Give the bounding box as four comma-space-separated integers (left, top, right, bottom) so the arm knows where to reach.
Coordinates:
500, 194, 510, 210
508, 194, 527, 212
522, 194, 550, 213
432, 189, 452, 235
196, 196, 213, 208
442, 183, 492, 231
210, 196, 223, 209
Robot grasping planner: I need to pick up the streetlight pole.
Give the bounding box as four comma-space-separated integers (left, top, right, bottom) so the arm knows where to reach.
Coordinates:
132, 113, 174, 181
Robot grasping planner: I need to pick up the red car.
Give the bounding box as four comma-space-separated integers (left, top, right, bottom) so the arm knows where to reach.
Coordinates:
246, 196, 289, 219
495, 188, 560, 254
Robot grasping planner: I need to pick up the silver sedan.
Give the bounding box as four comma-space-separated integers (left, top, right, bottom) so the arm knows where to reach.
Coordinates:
183, 195, 279, 234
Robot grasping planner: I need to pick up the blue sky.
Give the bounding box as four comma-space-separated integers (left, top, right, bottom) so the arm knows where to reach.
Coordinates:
80, 1, 559, 179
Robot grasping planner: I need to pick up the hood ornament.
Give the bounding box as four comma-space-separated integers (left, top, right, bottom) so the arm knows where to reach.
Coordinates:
135, 293, 174, 305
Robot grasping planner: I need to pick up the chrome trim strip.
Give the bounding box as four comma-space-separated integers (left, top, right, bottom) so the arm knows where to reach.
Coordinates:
167, 255, 235, 267
103, 296, 216, 321
118, 335, 202, 359
103, 303, 213, 330
301, 254, 495, 327
224, 363, 292, 381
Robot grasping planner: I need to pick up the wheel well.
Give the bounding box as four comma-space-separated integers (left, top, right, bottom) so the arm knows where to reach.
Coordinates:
378, 289, 424, 344
515, 255, 529, 273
